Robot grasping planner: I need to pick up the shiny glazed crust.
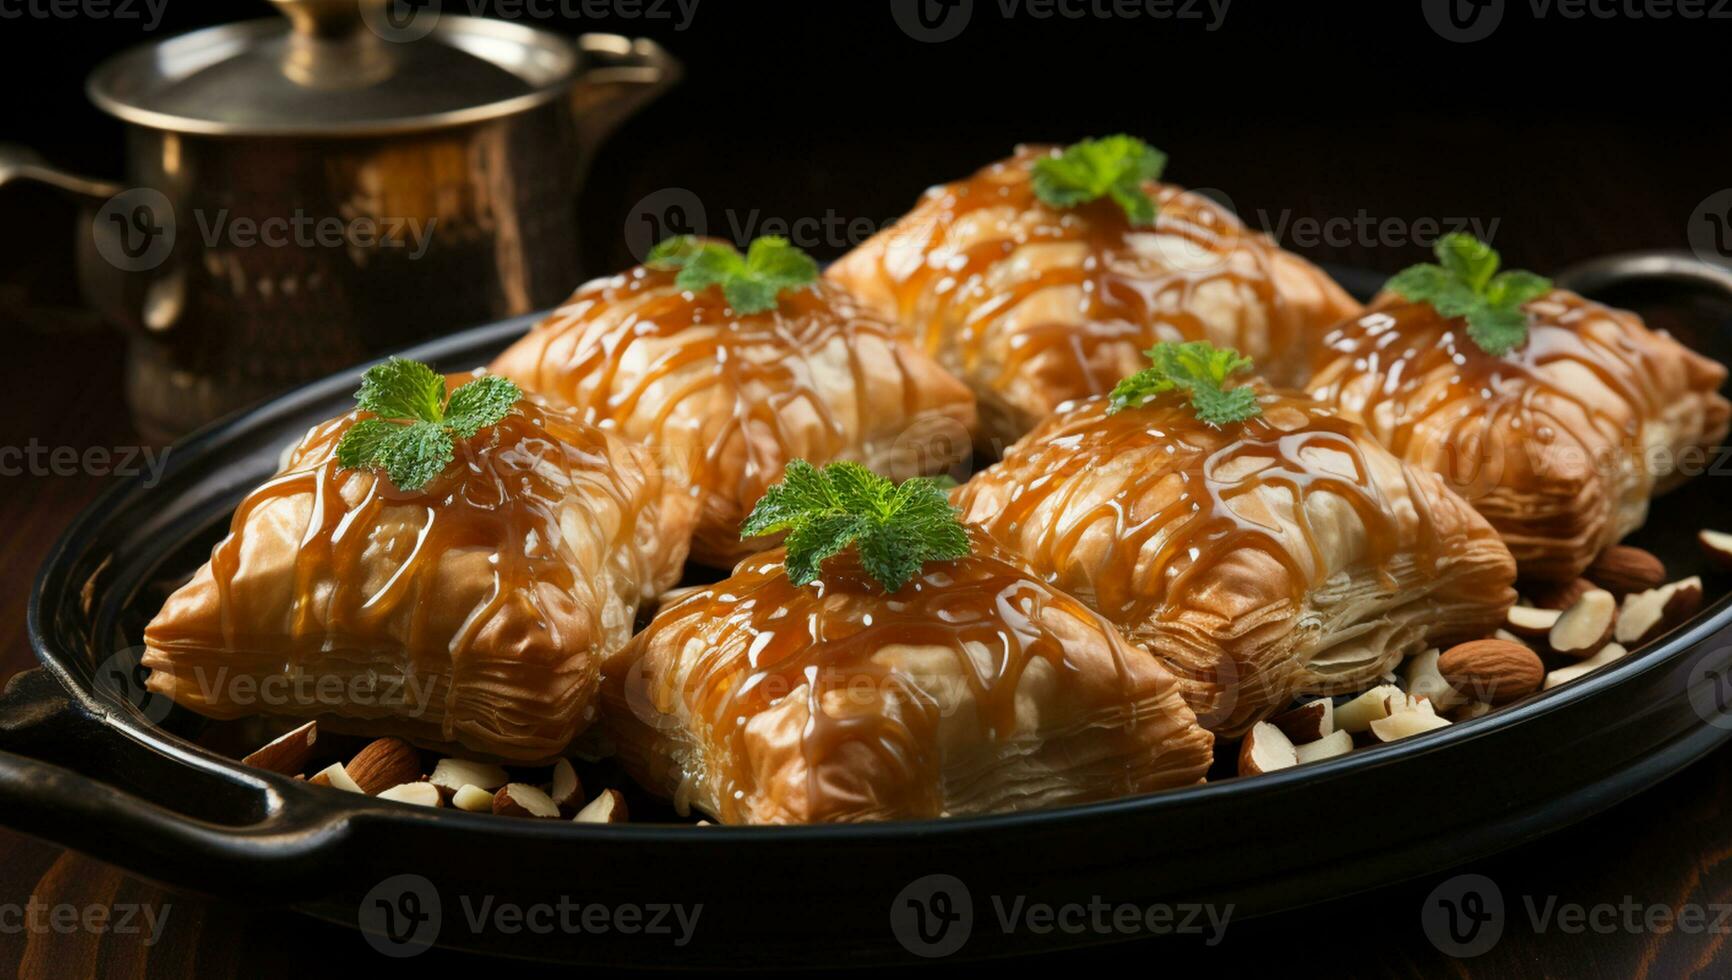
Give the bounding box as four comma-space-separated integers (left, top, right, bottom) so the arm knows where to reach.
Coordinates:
826, 145, 1362, 449
1307, 292, 1731, 582
142, 383, 697, 762
599, 529, 1214, 824
491, 268, 979, 568
954, 391, 1518, 736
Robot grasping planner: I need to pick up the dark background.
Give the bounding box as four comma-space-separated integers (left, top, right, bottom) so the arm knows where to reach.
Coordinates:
5, 1, 1732, 976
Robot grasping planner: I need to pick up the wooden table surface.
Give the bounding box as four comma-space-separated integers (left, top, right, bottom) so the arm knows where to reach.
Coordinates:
4, 4, 1732, 970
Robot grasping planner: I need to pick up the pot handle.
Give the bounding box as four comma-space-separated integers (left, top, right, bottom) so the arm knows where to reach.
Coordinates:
0, 667, 352, 897
1552, 249, 1732, 299
0, 143, 161, 337
569, 34, 682, 157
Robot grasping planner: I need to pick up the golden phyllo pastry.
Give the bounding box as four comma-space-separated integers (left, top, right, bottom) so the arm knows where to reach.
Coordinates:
143, 366, 696, 762
601, 464, 1212, 825
955, 374, 1517, 737
827, 138, 1360, 448
491, 236, 978, 569
1306, 236, 1730, 582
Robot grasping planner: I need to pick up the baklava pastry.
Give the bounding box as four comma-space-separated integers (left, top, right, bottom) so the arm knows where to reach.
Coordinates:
143, 363, 696, 762
601, 466, 1213, 824
955, 353, 1517, 736
827, 137, 1361, 447
490, 236, 978, 568
1306, 236, 1730, 582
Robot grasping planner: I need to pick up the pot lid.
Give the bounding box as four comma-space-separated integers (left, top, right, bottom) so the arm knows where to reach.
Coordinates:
86, 1, 580, 137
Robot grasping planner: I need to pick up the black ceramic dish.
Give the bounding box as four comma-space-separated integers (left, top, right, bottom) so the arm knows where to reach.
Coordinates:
3, 263, 1732, 967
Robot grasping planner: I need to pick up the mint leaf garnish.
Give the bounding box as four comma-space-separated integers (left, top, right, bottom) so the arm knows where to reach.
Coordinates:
1030, 135, 1167, 226
646, 234, 819, 314
1384, 233, 1553, 357
334, 359, 521, 491
1107, 340, 1262, 427
740, 460, 970, 593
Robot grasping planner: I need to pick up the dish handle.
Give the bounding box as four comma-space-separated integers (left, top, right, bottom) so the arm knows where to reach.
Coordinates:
1553, 249, 1732, 299
0, 667, 353, 897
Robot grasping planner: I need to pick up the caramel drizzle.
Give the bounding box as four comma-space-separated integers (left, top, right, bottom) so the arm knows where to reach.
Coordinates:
1314, 294, 1666, 473
852, 146, 1313, 399
963, 393, 1407, 627
641, 529, 1141, 822
506, 271, 929, 513
198, 382, 632, 736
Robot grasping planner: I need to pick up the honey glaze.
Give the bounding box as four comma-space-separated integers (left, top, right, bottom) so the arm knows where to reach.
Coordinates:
491, 266, 967, 542
1311, 294, 1676, 473
957, 390, 1416, 628
624, 527, 1159, 823
835, 145, 1353, 405
152, 375, 653, 734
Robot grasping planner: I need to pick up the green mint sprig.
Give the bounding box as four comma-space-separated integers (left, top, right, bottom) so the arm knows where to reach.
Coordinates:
1384, 233, 1552, 357
645, 234, 819, 315
1107, 340, 1262, 427
740, 460, 970, 593
1030, 135, 1168, 226
334, 358, 521, 492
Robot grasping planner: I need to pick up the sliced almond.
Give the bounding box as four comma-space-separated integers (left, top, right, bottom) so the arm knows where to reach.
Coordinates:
493, 783, 561, 818
1544, 643, 1629, 689
1383, 692, 1435, 717
1615, 577, 1704, 647
1404, 649, 1466, 711
1493, 629, 1530, 646
451, 784, 496, 813
572, 788, 630, 824
1333, 684, 1405, 734
1548, 589, 1617, 658
548, 759, 584, 814
345, 737, 422, 795
1437, 639, 1544, 706
430, 758, 510, 794
1700, 529, 1732, 572
1504, 605, 1562, 641
308, 762, 363, 794
240, 720, 318, 776
1586, 545, 1667, 596
1270, 698, 1334, 743
1369, 707, 1452, 742
1237, 722, 1298, 776
377, 782, 443, 807
1527, 578, 1597, 611
1294, 729, 1353, 763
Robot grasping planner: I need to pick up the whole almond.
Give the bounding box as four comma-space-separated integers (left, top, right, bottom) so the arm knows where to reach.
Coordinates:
1586, 545, 1666, 596
1438, 639, 1545, 706
345, 737, 423, 795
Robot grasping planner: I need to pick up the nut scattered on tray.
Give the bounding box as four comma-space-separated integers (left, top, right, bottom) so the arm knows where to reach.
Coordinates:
237, 727, 631, 824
